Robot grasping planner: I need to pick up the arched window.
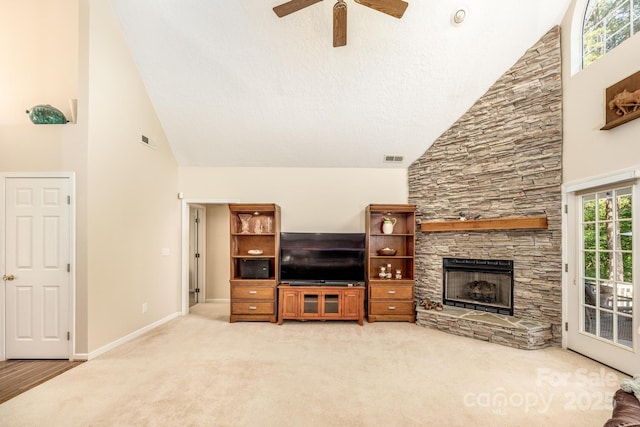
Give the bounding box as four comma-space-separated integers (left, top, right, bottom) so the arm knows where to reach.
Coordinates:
582, 0, 640, 68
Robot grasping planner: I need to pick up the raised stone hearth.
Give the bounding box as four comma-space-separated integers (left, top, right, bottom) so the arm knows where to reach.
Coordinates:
416, 306, 552, 350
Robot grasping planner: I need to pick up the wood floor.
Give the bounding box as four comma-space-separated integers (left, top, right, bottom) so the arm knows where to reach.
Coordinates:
0, 360, 84, 404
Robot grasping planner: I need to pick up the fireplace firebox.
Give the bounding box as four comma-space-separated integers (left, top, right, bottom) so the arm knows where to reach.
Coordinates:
442, 258, 514, 315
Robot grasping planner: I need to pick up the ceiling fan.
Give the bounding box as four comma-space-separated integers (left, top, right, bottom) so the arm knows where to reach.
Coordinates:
273, 0, 409, 47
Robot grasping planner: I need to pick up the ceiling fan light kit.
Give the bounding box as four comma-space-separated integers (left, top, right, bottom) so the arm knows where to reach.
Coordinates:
273, 0, 408, 47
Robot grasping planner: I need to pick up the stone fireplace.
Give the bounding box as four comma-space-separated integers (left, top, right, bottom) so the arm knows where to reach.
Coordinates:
407, 27, 563, 348
442, 258, 514, 316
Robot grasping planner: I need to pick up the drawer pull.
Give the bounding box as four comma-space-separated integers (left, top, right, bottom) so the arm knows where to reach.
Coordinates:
387, 290, 396, 294
248, 306, 257, 310
388, 306, 396, 310
248, 290, 258, 294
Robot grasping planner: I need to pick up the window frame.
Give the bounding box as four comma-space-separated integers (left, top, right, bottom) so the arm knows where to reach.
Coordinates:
582, 0, 639, 69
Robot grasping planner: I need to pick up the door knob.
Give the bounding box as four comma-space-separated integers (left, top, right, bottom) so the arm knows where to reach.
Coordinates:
3, 274, 15, 281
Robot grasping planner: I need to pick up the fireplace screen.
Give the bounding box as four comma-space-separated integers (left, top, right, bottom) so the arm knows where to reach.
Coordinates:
443, 258, 514, 315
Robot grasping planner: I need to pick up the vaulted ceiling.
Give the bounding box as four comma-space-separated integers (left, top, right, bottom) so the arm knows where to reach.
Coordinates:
111, 0, 571, 168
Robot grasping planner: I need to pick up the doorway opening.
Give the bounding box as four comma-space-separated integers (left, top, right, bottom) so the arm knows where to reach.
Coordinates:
181, 199, 236, 315
565, 176, 638, 376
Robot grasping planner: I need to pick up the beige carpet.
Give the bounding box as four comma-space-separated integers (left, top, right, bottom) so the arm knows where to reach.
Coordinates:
0, 302, 627, 426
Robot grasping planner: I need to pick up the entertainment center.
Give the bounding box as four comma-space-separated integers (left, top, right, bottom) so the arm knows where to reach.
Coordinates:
228, 203, 416, 325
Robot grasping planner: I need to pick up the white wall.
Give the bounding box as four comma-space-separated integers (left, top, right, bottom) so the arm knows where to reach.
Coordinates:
562, 0, 640, 184
180, 167, 409, 232
84, 0, 181, 354
0, 0, 78, 127
0, 0, 91, 354
2, 0, 182, 356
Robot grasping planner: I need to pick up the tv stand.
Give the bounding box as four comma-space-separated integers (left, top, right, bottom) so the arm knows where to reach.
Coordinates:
277, 284, 364, 325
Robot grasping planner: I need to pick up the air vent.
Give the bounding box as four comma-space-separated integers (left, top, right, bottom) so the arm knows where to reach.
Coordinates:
140, 134, 156, 149
383, 155, 404, 163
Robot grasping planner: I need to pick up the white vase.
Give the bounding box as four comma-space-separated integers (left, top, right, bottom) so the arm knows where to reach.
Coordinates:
382, 218, 396, 234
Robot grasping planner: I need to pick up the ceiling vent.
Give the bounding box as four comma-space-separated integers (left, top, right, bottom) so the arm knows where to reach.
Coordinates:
140, 134, 156, 150
384, 155, 404, 163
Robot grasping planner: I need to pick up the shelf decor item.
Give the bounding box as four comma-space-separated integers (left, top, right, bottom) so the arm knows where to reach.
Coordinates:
377, 247, 397, 256
238, 214, 252, 234
381, 217, 397, 234
26, 104, 68, 124
601, 70, 640, 130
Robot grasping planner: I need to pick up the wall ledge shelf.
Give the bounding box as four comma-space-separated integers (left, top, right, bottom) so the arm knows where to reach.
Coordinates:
420, 216, 548, 232
600, 109, 640, 130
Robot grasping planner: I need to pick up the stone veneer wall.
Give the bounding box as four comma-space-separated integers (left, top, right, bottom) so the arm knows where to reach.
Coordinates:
408, 27, 563, 344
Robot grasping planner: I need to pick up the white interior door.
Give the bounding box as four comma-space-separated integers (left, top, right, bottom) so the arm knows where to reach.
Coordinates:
4, 177, 71, 359
567, 183, 639, 376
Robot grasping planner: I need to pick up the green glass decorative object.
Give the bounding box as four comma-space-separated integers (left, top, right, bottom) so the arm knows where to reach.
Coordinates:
26, 104, 68, 124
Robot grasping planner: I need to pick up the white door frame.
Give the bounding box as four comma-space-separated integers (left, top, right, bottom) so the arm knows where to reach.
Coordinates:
562, 167, 640, 375
1, 172, 76, 361
180, 198, 237, 315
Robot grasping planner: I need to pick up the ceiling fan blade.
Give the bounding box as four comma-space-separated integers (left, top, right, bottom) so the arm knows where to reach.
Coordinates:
333, 1, 347, 47
273, 0, 323, 17
354, 0, 408, 19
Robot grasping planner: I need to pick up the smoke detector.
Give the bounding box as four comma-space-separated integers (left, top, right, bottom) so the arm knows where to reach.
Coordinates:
452, 7, 467, 25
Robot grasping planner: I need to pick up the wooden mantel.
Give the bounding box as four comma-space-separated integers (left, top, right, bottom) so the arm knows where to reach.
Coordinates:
420, 216, 548, 232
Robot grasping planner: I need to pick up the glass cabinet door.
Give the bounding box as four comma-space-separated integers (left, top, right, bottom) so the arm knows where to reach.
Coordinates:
303, 294, 319, 314
324, 294, 340, 314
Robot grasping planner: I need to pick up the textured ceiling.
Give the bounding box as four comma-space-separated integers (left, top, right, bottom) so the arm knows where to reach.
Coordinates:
111, 0, 570, 168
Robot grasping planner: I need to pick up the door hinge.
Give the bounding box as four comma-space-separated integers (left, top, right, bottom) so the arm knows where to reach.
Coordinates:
67, 195, 71, 205
564, 263, 568, 273
565, 322, 568, 332
564, 204, 568, 214
67, 331, 71, 341
67, 264, 71, 273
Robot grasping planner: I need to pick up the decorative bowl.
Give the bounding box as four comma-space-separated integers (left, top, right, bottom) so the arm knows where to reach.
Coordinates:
377, 248, 397, 256
248, 249, 263, 255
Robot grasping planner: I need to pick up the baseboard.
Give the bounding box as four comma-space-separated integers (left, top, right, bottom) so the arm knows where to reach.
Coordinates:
86, 312, 181, 360
205, 298, 230, 303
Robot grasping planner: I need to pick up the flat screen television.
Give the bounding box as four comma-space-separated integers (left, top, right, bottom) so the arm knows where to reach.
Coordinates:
279, 232, 366, 285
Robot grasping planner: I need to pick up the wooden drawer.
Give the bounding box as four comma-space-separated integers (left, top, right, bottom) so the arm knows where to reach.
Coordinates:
231, 302, 274, 315
231, 285, 275, 300
369, 301, 414, 315
369, 284, 413, 300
